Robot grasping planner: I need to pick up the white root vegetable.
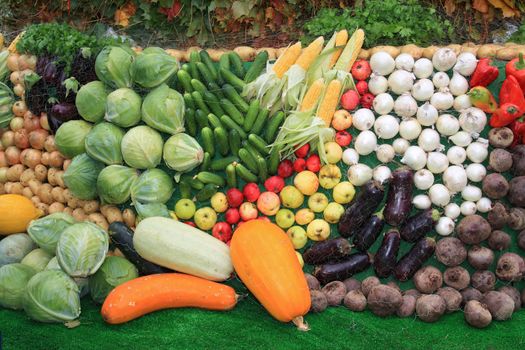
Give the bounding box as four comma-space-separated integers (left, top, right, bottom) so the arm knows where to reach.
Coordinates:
416, 103, 438, 126
454, 52, 477, 76
432, 72, 450, 88
342, 148, 359, 166
395, 53, 415, 71
394, 94, 418, 118
413, 194, 431, 209
466, 163, 486, 182
460, 201, 477, 216
354, 131, 377, 155
466, 142, 488, 163
388, 70, 414, 95
353, 109, 376, 131
426, 152, 449, 174
449, 131, 472, 147
429, 184, 451, 207
348, 164, 373, 186
370, 51, 396, 76
401, 146, 427, 170
447, 146, 467, 165
413, 58, 434, 78
436, 217, 455, 236
374, 115, 399, 139
430, 90, 454, 110
376, 144, 396, 163
368, 74, 388, 95
453, 94, 472, 111
462, 185, 482, 202
443, 165, 467, 193
411, 79, 434, 101
476, 198, 492, 213
399, 118, 422, 140
444, 203, 461, 219
449, 71, 469, 96
433, 48, 457, 71
418, 128, 441, 152
393, 138, 410, 155
459, 107, 487, 134
436, 114, 460, 136
373, 166, 392, 184
373, 93, 394, 114
414, 169, 434, 190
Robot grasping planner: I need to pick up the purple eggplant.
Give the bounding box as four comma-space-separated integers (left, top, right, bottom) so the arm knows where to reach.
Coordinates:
399, 209, 440, 242
353, 209, 385, 251
384, 167, 414, 226
313, 252, 371, 285
373, 230, 401, 278
338, 181, 384, 237
394, 237, 436, 281
50, 102, 78, 121
303, 238, 351, 265
42, 60, 60, 83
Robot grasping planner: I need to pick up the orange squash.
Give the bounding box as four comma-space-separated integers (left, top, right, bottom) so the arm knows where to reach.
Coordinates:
0, 194, 43, 235
101, 273, 238, 324
230, 220, 311, 330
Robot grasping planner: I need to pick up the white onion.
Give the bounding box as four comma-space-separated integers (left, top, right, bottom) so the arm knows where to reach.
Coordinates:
418, 128, 441, 152
459, 107, 487, 134
454, 52, 477, 76
416, 103, 438, 126
460, 201, 477, 216
399, 118, 422, 140
436, 217, 455, 236
444, 203, 461, 219
447, 146, 467, 165
342, 148, 359, 166
453, 94, 472, 111
432, 72, 450, 88
413, 194, 432, 209
373, 93, 394, 115
394, 93, 418, 118
436, 114, 460, 136
449, 131, 472, 147
368, 74, 388, 95
429, 184, 451, 207
426, 152, 449, 174
347, 164, 373, 186
393, 138, 410, 155
430, 90, 454, 110
449, 71, 469, 96
354, 130, 377, 155
395, 53, 415, 71
411, 79, 434, 101
443, 165, 467, 193
353, 108, 376, 130
462, 185, 482, 202
388, 70, 414, 94
370, 51, 396, 76
401, 146, 427, 170
414, 169, 434, 190
376, 144, 396, 163
476, 197, 492, 213
466, 142, 488, 163
373, 165, 392, 184
413, 58, 433, 78
432, 48, 457, 71
466, 163, 486, 182
374, 115, 399, 139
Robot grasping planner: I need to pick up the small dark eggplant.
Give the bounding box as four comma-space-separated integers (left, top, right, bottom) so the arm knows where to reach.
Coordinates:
50, 102, 78, 121
303, 237, 352, 265
374, 230, 401, 278
338, 181, 384, 237
399, 209, 440, 242
42, 60, 60, 83
313, 252, 371, 285
394, 237, 436, 281
353, 209, 385, 251
384, 167, 414, 226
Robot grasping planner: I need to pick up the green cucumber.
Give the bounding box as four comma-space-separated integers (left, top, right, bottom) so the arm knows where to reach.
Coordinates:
181, 175, 205, 190
238, 148, 259, 174
220, 115, 247, 139
178, 179, 193, 199
207, 113, 223, 129
243, 100, 260, 132
220, 98, 244, 125
199, 50, 218, 81
268, 144, 282, 175
200, 152, 211, 171
244, 50, 269, 83
183, 92, 195, 110
190, 79, 208, 94
214, 127, 229, 156
188, 51, 201, 80
185, 108, 197, 136
211, 156, 239, 171
225, 163, 237, 188
251, 109, 268, 135
196, 62, 215, 86
203, 91, 226, 117
264, 111, 285, 143
248, 134, 270, 156
201, 127, 215, 158
208, 82, 225, 99
195, 183, 218, 202
256, 156, 268, 182
177, 70, 193, 92
229, 129, 242, 156
196, 171, 225, 187
229, 52, 245, 79
235, 163, 258, 183
219, 68, 246, 92
181, 63, 191, 72
243, 142, 263, 160
191, 91, 211, 115
219, 54, 230, 72
223, 84, 249, 113
195, 109, 209, 129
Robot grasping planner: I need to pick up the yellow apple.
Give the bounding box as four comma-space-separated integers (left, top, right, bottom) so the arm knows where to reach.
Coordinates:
318, 164, 342, 189
293, 170, 319, 195
194, 207, 217, 230
256, 191, 281, 216
295, 208, 315, 225
323, 202, 345, 224
331, 109, 353, 131
332, 181, 356, 204
324, 141, 343, 164
279, 185, 304, 208
306, 219, 330, 241
296, 251, 304, 267
308, 192, 329, 213
275, 208, 295, 229
210, 192, 228, 213
287, 226, 308, 249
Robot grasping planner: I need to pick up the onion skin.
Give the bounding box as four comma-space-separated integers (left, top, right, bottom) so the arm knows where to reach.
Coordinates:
29, 129, 48, 150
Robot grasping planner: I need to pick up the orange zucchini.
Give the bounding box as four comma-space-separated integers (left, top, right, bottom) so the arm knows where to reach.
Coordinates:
101, 273, 238, 324
230, 220, 311, 330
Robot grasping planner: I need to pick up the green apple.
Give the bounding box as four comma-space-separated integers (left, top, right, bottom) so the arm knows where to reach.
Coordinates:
323, 202, 345, 224
210, 192, 228, 213
194, 207, 217, 230
279, 185, 304, 209
324, 141, 343, 164
275, 208, 295, 229
295, 208, 315, 225
318, 164, 342, 189
332, 181, 356, 204
286, 226, 308, 249
174, 199, 196, 220
306, 219, 330, 241
308, 192, 329, 213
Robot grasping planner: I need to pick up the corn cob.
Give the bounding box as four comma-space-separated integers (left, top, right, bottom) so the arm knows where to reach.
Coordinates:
317, 79, 342, 126
295, 36, 325, 71
300, 78, 325, 112
334, 28, 365, 72
328, 30, 349, 68
272, 42, 302, 78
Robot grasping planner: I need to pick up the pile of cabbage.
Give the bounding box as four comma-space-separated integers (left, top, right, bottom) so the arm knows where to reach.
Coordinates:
0, 214, 138, 323
55, 46, 204, 218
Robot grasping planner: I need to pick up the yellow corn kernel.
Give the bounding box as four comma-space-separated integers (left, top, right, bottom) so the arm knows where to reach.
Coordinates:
272, 42, 302, 78
328, 30, 348, 68
300, 79, 325, 112
318, 79, 342, 126
295, 36, 324, 71
335, 28, 365, 72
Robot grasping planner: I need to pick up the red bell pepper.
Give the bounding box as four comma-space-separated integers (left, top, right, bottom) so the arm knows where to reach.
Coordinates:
500, 75, 525, 110
506, 53, 525, 92
470, 58, 499, 87
490, 103, 524, 128
468, 86, 498, 113
510, 120, 525, 146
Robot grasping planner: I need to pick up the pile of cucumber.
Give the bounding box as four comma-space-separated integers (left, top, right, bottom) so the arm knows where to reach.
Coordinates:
176, 50, 284, 202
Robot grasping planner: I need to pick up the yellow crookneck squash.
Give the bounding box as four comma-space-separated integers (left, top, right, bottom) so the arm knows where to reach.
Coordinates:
0, 194, 43, 235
